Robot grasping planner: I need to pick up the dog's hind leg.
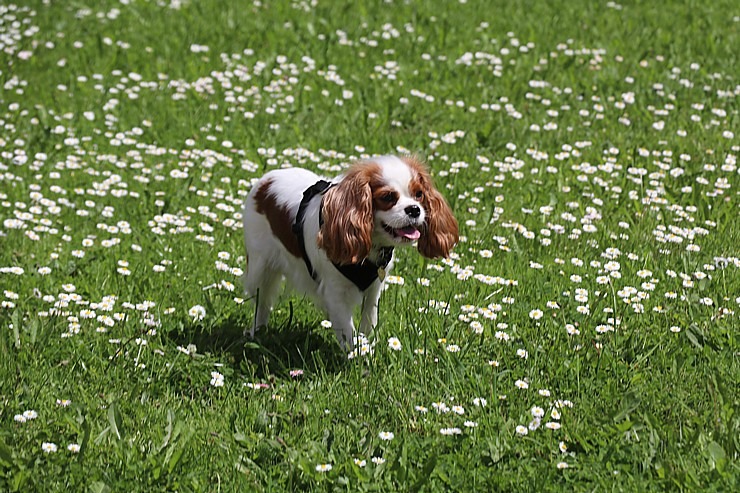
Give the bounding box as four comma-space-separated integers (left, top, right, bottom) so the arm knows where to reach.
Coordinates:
243, 259, 282, 337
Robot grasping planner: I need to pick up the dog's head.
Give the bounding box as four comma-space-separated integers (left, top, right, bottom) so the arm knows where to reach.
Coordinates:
317, 156, 459, 265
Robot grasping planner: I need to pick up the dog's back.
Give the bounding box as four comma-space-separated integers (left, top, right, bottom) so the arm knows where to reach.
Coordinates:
242, 168, 326, 330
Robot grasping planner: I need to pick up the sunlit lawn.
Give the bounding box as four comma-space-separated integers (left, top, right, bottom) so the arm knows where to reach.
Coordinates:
0, 0, 738, 491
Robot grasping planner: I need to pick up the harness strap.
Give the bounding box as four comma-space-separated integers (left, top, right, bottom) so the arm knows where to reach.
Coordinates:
293, 180, 394, 291
293, 180, 333, 281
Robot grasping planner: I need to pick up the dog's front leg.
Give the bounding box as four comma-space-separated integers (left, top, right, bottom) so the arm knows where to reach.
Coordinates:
359, 281, 382, 335
324, 298, 356, 351
329, 315, 356, 352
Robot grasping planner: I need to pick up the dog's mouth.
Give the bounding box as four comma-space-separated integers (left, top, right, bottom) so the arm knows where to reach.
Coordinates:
383, 223, 421, 242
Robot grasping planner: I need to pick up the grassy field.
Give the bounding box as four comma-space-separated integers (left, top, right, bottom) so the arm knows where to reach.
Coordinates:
1, 0, 738, 490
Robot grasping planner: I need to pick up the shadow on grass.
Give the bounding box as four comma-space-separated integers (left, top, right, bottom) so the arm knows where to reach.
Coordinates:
167, 308, 347, 379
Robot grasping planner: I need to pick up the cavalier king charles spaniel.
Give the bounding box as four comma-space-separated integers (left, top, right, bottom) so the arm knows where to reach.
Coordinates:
242, 155, 458, 350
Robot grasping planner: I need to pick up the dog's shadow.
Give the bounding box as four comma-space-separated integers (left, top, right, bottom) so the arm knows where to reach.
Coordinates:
167, 310, 347, 379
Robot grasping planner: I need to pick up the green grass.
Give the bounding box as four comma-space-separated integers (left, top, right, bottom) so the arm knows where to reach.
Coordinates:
1, 0, 738, 490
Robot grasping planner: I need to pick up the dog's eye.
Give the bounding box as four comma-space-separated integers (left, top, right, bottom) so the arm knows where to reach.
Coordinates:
382, 193, 395, 203
415, 190, 424, 199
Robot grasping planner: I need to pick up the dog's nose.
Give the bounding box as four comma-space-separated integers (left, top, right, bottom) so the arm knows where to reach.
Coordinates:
405, 205, 421, 218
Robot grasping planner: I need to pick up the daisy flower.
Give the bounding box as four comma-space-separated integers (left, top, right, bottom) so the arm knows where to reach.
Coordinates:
42, 442, 58, 453
188, 305, 206, 321
387, 337, 402, 351
472, 397, 487, 407
378, 431, 394, 441
210, 371, 224, 387
531, 406, 545, 418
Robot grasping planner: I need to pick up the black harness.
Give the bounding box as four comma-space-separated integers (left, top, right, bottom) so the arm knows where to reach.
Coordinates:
292, 180, 394, 291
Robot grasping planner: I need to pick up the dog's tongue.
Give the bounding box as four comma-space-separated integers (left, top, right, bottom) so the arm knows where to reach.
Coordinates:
398, 226, 421, 240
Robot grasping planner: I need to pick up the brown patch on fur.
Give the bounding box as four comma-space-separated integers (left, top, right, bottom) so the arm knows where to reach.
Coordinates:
403, 156, 459, 258
408, 177, 425, 202
253, 179, 302, 258
318, 162, 381, 265
372, 187, 399, 211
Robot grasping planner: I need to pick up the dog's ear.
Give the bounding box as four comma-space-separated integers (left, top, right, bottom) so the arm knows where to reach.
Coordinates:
418, 186, 458, 259
404, 157, 458, 259
317, 166, 375, 265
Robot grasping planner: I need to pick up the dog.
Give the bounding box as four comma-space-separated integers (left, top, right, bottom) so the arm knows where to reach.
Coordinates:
242, 155, 458, 350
